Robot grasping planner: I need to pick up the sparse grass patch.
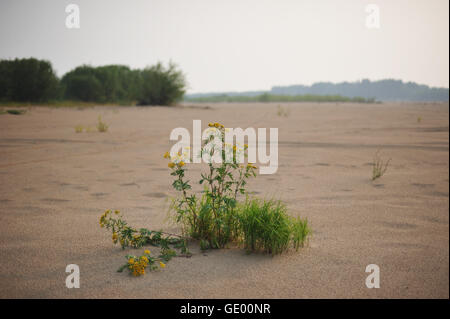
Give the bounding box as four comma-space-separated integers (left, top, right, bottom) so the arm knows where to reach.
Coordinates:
276, 105, 290, 117
74, 125, 84, 133
372, 150, 391, 181
96, 116, 109, 132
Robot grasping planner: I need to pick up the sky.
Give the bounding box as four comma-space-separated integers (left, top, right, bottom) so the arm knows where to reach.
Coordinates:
0, 0, 448, 93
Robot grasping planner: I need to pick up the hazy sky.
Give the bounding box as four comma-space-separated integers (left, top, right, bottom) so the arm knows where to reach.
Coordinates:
0, 0, 448, 93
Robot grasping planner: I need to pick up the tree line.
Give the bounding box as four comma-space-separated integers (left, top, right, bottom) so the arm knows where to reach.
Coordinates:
0, 58, 186, 105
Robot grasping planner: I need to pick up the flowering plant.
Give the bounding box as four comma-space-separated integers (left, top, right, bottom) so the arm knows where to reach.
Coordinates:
166, 122, 257, 248
117, 249, 167, 277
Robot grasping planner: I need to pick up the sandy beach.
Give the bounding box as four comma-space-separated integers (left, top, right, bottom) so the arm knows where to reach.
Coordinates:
0, 102, 448, 298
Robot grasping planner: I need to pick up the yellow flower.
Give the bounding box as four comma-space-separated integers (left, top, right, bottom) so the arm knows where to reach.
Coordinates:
140, 256, 149, 263
208, 122, 214, 127
159, 261, 166, 268
112, 232, 118, 240
114, 210, 120, 215
144, 250, 150, 255
178, 161, 185, 167
168, 162, 175, 168
163, 151, 170, 159
244, 144, 248, 149
128, 258, 135, 264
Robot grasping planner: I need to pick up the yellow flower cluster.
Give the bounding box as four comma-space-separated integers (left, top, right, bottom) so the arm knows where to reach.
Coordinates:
164, 151, 186, 169
99, 209, 120, 228
247, 163, 257, 169
125, 250, 166, 277
128, 256, 149, 276
99, 209, 111, 228
208, 122, 224, 129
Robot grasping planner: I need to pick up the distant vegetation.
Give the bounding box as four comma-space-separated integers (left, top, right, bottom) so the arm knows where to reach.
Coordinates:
0, 58, 186, 106
271, 80, 449, 102
185, 93, 376, 103
187, 79, 449, 103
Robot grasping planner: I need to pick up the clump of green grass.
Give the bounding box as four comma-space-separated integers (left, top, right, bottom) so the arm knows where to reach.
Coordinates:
238, 198, 310, 255
97, 116, 109, 132
290, 216, 311, 251
372, 150, 391, 181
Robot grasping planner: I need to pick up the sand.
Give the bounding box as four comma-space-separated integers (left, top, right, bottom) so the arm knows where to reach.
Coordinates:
0, 102, 448, 298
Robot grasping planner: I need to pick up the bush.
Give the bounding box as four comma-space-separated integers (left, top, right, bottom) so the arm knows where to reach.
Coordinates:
61, 65, 141, 103
138, 62, 186, 106
0, 58, 59, 103
0, 58, 187, 106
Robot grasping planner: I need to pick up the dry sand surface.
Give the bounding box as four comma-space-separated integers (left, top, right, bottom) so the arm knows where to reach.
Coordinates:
0, 102, 448, 298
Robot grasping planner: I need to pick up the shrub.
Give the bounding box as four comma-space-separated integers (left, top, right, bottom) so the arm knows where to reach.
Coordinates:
137, 62, 186, 106
0, 58, 59, 103
61, 65, 141, 103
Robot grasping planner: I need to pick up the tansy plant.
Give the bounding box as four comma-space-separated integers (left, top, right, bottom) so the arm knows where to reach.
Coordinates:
165, 121, 311, 253
117, 249, 167, 277
100, 121, 311, 278
165, 122, 258, 249
100, 209, 189, 275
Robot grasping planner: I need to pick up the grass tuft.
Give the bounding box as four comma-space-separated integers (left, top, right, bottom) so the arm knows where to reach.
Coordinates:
74, 125, 84, 133
372, 150, 390, 181
238, 198, 310, 255
97, 116, 109, 132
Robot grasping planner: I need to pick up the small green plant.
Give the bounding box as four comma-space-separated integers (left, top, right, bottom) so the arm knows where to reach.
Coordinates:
97, 115, 108, 132
372, 150, 391, 181
276, 105, 290, 117
74, 125, 84, 133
